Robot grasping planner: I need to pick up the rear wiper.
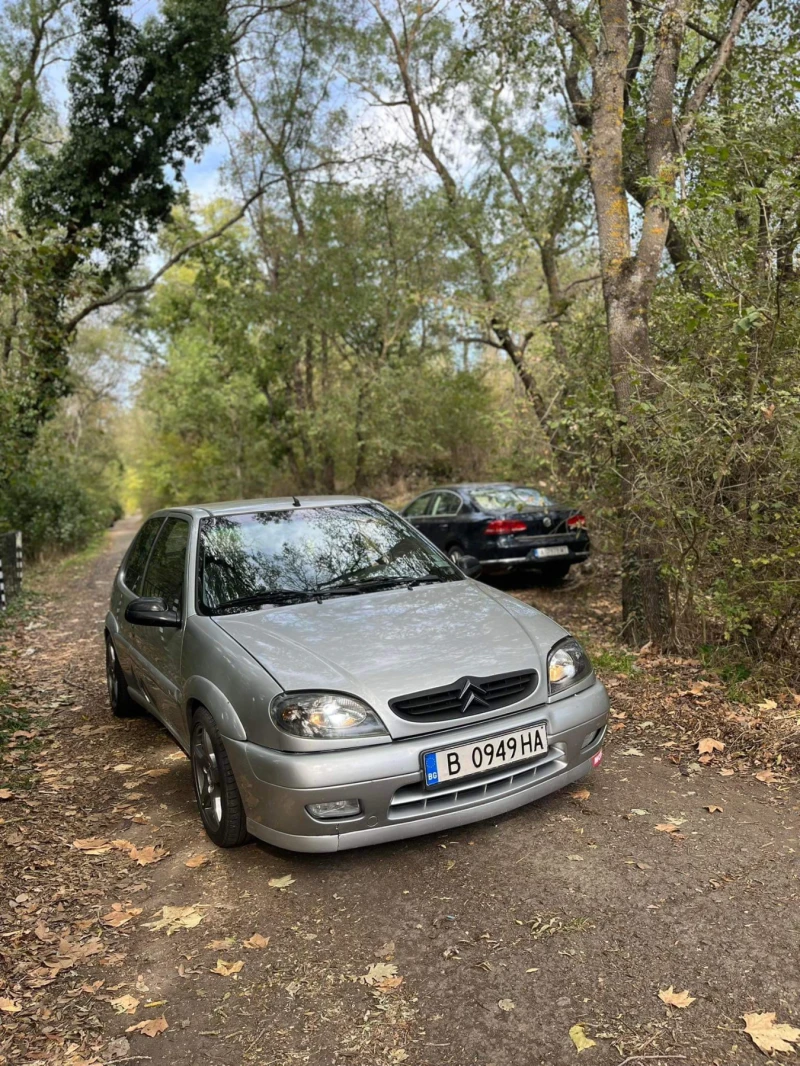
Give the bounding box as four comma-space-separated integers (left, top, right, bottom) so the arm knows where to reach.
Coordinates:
212, 589, 321, 612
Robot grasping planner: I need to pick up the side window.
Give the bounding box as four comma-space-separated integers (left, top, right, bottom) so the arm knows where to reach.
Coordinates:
123, 517, 164, 594
404, 494, 434, 517
432, 492, 461, 517
140, 518, 190, 612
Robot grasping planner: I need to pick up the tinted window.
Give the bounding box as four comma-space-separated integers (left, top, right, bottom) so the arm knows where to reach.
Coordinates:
404, 494, 434, 517
431, 492, 461, 517
141, 517, 190, 610
199, 504, 459, 614
123, 517, 164, 594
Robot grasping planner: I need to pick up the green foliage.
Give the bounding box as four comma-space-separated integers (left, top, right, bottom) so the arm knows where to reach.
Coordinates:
22, 0, 232, 271
0, 0, 235, 557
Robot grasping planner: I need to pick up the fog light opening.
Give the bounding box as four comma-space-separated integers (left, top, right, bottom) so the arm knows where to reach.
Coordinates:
306, 799, 361, 820
591, 749, 603, 768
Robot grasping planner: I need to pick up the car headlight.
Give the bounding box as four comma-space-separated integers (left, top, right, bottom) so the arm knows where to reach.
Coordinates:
270, 692, 388, 739
547, 637, 592, 696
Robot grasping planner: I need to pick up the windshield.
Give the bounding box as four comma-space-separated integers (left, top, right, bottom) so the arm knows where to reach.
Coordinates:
198, 504, 460, 614
471, 488, 554, 512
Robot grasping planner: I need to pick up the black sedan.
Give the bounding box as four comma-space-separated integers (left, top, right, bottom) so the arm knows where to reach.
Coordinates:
401, 483, 590, 581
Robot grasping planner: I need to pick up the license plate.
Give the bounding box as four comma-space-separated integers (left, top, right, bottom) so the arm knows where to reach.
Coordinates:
533, 545, 570, 559
422, 723, 548, 788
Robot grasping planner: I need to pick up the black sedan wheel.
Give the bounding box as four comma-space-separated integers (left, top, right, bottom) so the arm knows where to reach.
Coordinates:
191, 707, 249, 848
105, 637, 137, 717
447, 545, 467, 568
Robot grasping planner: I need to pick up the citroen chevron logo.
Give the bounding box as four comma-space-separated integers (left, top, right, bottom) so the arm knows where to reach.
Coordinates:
459, 678, 489, 714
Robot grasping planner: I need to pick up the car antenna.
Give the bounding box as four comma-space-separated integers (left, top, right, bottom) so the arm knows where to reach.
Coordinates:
292, 496, 301, 507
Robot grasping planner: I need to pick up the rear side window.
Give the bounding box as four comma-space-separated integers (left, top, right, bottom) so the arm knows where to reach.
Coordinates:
404, 494, 434, 517
141, 517, 190, 611
431, 492, 461, 516
123, 517, 164, 594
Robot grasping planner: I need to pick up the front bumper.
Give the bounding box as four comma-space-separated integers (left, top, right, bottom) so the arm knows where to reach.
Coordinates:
224, 679, 609, 853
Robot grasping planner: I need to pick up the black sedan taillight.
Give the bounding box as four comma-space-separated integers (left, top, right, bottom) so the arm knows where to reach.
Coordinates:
566, 513, 586, 530
484, 519, 527, 535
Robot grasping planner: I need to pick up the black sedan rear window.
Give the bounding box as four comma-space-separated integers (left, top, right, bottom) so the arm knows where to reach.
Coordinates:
471, 488, 554, 512
198, 504, 459, 614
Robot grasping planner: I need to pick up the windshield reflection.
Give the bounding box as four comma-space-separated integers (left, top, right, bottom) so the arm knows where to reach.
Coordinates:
199, 504, 460, 614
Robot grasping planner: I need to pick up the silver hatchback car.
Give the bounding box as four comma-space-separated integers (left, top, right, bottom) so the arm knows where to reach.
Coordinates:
105, 497, 609, 852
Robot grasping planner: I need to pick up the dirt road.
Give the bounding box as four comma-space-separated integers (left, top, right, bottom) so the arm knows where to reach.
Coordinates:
2, 520, 798, 1066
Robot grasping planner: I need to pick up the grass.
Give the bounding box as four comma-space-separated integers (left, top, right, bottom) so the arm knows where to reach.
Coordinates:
47, 528, 110, 577
587, 646, 638, 677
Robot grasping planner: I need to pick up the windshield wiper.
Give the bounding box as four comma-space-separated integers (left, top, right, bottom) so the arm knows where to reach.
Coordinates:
212, 588, 321, 613
319, 573, 451, 594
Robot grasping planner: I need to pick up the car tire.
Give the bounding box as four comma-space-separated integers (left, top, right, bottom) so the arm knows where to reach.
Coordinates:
190, 706, 249, 848
106, 636, 138, 718
446, 545, 467, 568
540, 561, 571, 584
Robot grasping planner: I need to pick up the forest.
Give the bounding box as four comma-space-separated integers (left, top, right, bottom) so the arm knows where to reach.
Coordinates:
1, 0, 799, 666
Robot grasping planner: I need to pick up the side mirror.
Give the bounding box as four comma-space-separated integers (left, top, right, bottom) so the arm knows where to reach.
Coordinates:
459, 555, 482, 578
125, 597, 181, 628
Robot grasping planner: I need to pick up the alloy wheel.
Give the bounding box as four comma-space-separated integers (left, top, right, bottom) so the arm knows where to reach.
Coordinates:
106, 641, 118, 709
192, 724, 223, 830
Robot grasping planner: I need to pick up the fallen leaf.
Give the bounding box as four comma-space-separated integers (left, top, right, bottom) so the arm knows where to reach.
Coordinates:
243, 933, 269, 949
0, 789, 14, 800
680, 681, 713, 697
0, 998, 21, 1013
755, 770, 778, 783
127, 844, 169, 866
388, 1052, 409, 1064
126, 1016, 168, 1038
268, 874, 295, 889
567, 854, 585, 861
658, 986, 696, 1009
72, 837, 113, 855
569, 789, 590, 801
705, 805, 723, 813
498, 999, 515, 1012
719, 768, 735, 777
184, 853, 210, 869
206, 937, 236, 951
655, 823, 681, 833
630, 808, 648, 816
743, 1011, 800, 1055
375, 940, 395, 959
211, 958, 244, 977
620, 747, 644, 757
757, 699, 778, 711
359, 962, 399, 986
110, 994, 139, 1015
145, 905, 204, 935
101, 904, 142, 928
569, 1024, 596, 1051
113, 764, 134, 773
698, 738, 724, 755
145, 768, 170, 777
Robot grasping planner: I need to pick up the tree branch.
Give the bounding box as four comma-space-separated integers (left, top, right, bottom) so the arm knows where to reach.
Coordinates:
64, 178, 277, 332
679, 0, 759, 146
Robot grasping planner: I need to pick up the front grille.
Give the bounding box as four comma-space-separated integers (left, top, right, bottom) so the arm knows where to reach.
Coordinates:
388, 744, 566, 821
389, 670, 538, 722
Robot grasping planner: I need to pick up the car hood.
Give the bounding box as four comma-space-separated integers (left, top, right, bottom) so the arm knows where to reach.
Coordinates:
213, 580, 567, 737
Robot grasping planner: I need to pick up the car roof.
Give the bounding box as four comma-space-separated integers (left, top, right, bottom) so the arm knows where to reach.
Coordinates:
414, 483, 517, 494
153, 496, 374, 519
